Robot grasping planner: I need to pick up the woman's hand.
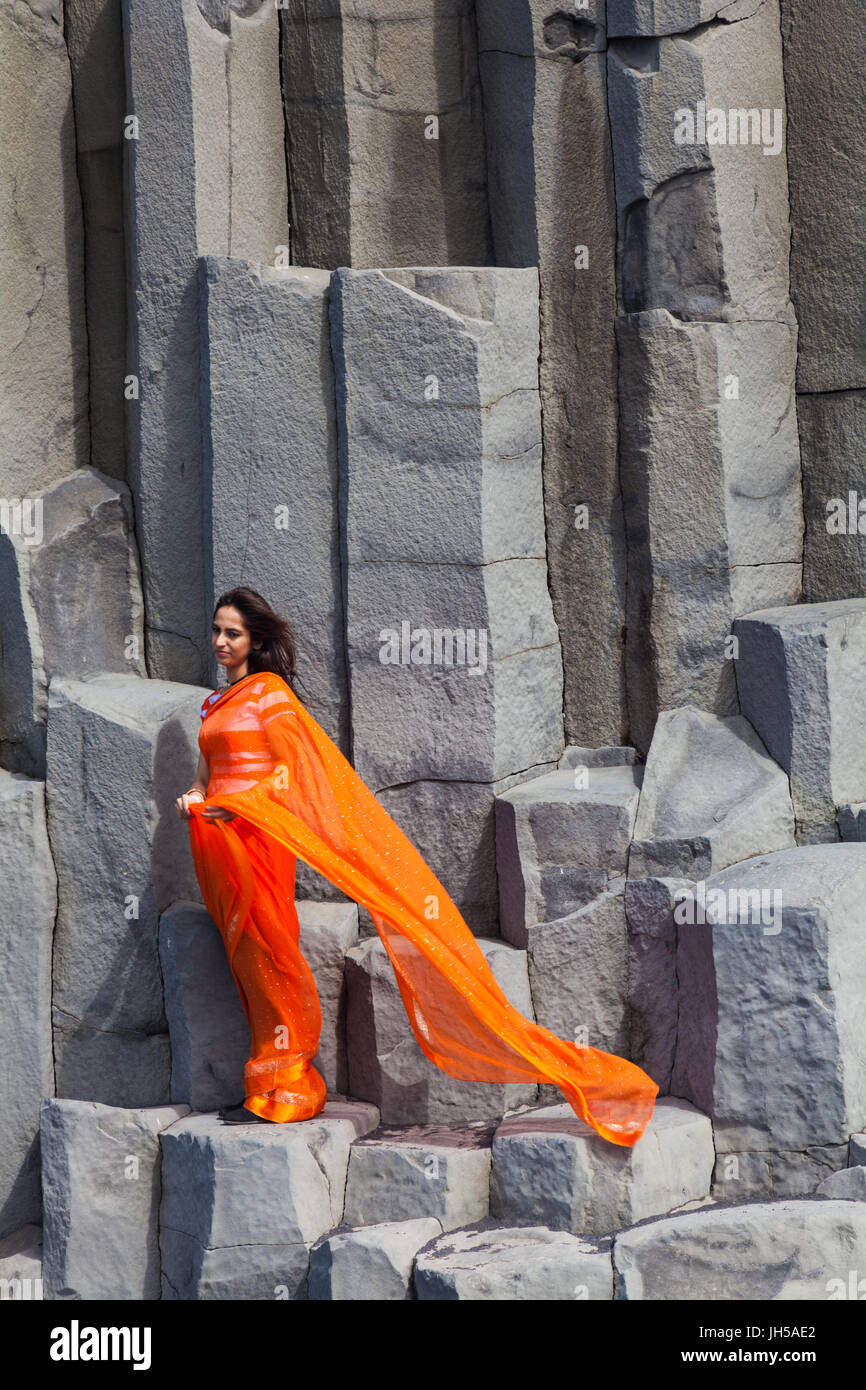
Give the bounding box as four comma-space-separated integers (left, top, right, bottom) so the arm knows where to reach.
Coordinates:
175, 791, 205, 820
201, 805, 238, 822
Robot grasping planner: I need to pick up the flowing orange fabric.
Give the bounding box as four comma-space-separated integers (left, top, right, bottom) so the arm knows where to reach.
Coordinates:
188, 670, 658, 1144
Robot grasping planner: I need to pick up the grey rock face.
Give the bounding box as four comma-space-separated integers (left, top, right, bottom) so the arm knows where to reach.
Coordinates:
713, 1145, 849, 1202
618, 311, 802, 752
415, 1224, 614, 1301
780, 0, 866, 394
838, 805, 866, 842
200, 257, 346, 764
477, 3, 626, 747
332, 264, 562, 917
733, 600, 866, 839
672, 843, 866, 1158
815, 1167, 866, 1200
40, 1099, 188, 1300
47, 675, 209, 1104
345, 935, 537, 1125
0, 469, 146, 779
491, 1097, 714, 1236
0, 774, 56, 1240
850, 1135, 866, 1167
614, 1199, 866, 1300
496, 765, 642, 947
309, 1218, 442, 1301
624, 875, 692, 1092
527, 883, 631, 1058
64, 0, 128, 478
344, 1125, 492, 1232
608, 1, 762, 35
159, 1101, 378, 1298
280, 0, 490, 269
123, 0, 288, 680
0, 0, 89, 496
629, 708, 796, 879
799, 391, 866, 604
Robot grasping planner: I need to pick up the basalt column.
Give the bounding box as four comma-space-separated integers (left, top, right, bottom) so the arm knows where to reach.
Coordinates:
122, 0, 289, 682
331, 267, 564, 934
279, 0, 491, 269
476, 0, 627, 747
779, 1, 866, 603
607, 1, 803, 752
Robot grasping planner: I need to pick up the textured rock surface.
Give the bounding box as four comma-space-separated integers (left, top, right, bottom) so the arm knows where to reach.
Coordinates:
815, 1167, 866, 1201
496, 765, 642, 947
200, 257, 346, 762
0, 774, 56, 1240
64, 0, 128, 478
618, 311, 801, 752
629, 708, 795, 879
280, 0, 490, 268
309, 1218, 442, 1300
673, 844, 866, 1162
614, 1200, 866, 1300
41, 1099, 188, 1300
491, 1097, 714, 1235
415, 1224, 614, 1300
159, 1101, 378, 1299
346, 935, 537, 1124
123, 0, 288, 681
344, 1125, 492, 1232
625, 875, 691, 1092
47, 676, 208, 1105
0, 469, 146, 779
0, 0, 88, 495
734, 601, 866, 839
713, 1145, 849, 1202
477, 2, 627, 747
799, 391, 866, 603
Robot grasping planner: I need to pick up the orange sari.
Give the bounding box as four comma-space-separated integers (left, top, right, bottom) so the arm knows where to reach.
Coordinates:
188, 671, 658, 1144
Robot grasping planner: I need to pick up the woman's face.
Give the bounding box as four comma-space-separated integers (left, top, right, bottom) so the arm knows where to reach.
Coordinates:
212, 605, 259, 677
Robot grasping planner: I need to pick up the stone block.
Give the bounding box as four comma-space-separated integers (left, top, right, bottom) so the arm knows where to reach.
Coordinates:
309, 1218, 442, 1301
0, 0, 88, 495
416, 1224, 613, 1300
40, 1099, 188, 1300
47, 675, 209, 1104
280, 0, 490, 268
0, 773, 55, 1240
672, 843, 866, 1155
614, 1199, 866, 1299
734, 600, 866, 839
0, 469, 146, 779
629, 707, 795, 879
491, 1096, 714, 1235
496, 766, 642, 946
159, 1101, 378, 1299
344, 1125, 492, 1232
123, 0, 288, 680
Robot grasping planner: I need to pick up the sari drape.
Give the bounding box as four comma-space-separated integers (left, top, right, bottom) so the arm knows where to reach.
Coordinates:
188, 670, 658, 1144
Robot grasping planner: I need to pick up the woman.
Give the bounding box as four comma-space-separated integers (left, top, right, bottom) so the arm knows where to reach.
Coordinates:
176, 587, 658, 1144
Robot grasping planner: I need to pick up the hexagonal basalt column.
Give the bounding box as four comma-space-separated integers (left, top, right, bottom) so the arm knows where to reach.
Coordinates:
159, 1101, 378, 1299
491, 1097, 714, 1235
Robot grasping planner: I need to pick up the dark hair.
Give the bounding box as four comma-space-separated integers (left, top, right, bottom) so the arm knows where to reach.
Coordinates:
212, 587, 321, 709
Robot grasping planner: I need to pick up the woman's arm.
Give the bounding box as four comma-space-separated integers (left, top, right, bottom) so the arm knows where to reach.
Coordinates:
175, 751, 210, 819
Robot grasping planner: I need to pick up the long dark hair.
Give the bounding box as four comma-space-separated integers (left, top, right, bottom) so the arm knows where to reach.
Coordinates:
212, 587, 321, 709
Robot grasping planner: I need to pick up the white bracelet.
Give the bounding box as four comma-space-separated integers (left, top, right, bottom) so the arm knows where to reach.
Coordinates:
185, 789, 205, 802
